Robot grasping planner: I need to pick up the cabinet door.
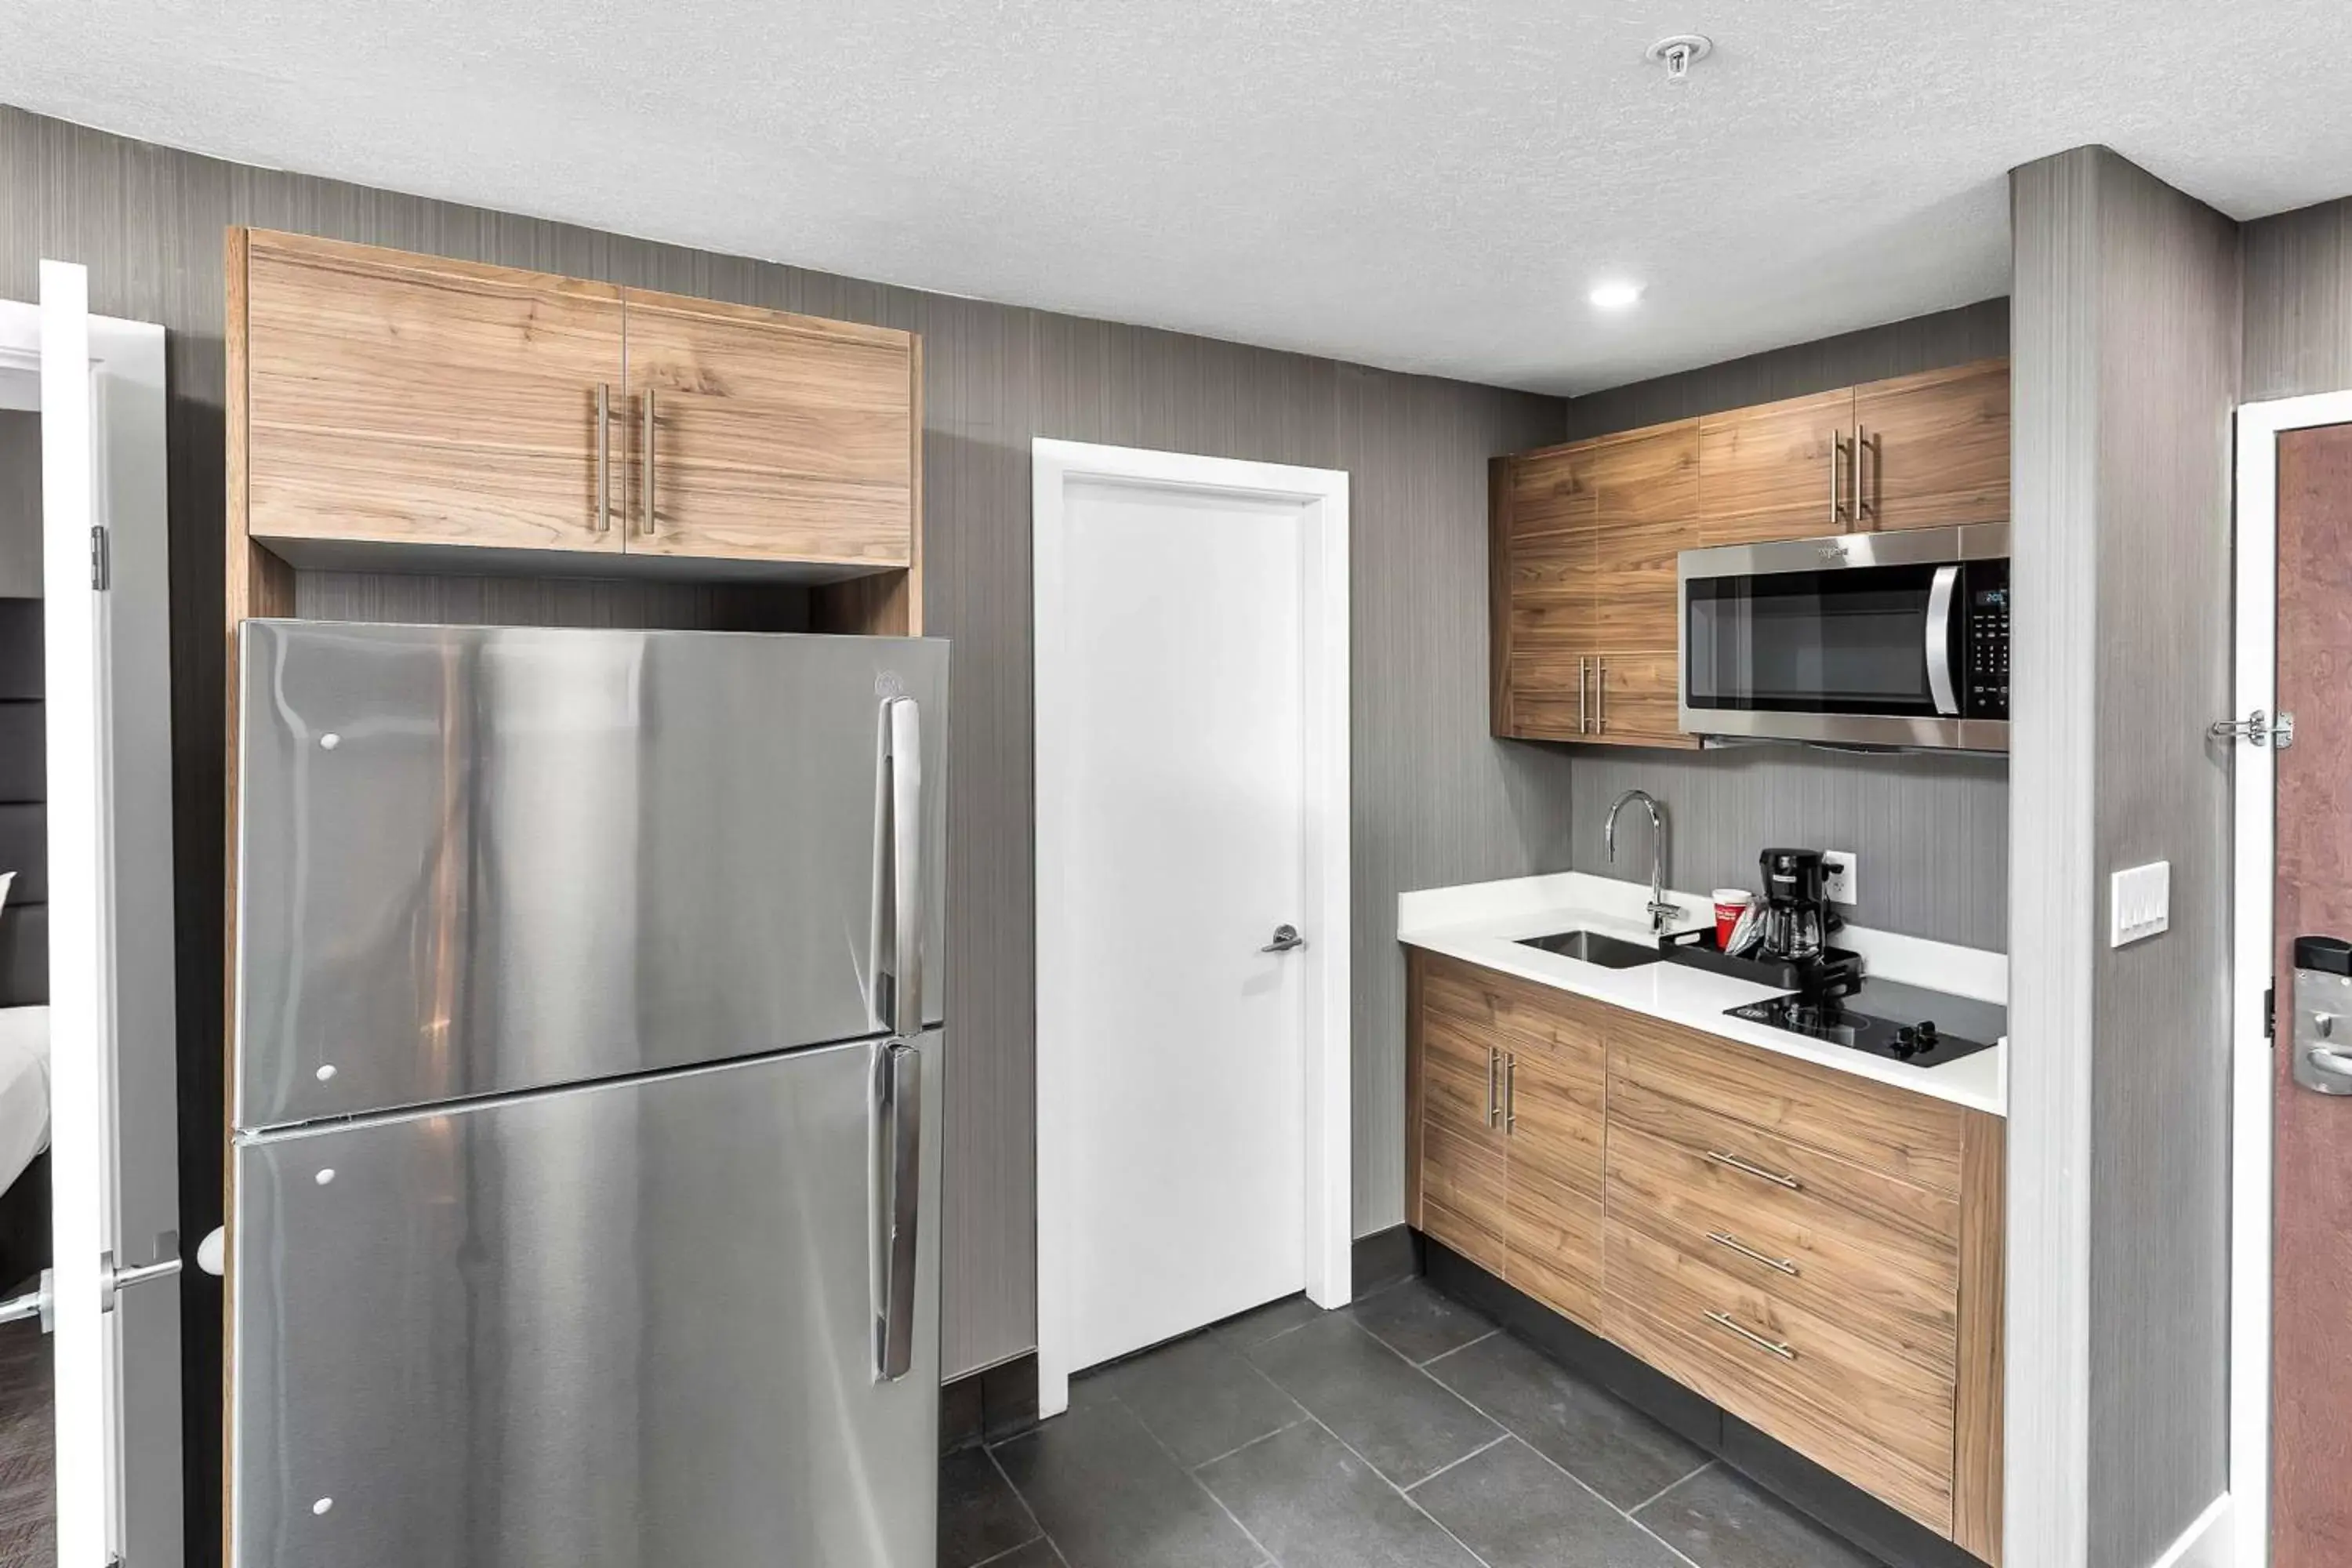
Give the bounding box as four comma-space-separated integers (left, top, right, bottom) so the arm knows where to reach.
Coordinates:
623, 289, 916, 566
1697, 388, 1856, 546
1501, 1015, 1607, 1331
1588, 421, 1699, 652
1853, 359, 2009, 533
1414, 960, 1510, 1272
1492, 449, 1599, 738
1592, 652, 1697, 750
241, 230, 626, 554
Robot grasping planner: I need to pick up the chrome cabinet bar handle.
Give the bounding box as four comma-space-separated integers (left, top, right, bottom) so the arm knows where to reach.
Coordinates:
1707, 1229, 1799, 1276
1829, 429, 1846, 529
1706, 1309, 1795, 1361
593, 383, 612, 533
1486, 1047, 1501, 1128
1704, 1149, 1802, 1190
1503, 1052, 1518, 1132
874, 1040, 924, 1381
1855, 423, 1877, 528
1578, 656, 1588, 735
1596, 659, 1606, 732
640, 387, 659, 536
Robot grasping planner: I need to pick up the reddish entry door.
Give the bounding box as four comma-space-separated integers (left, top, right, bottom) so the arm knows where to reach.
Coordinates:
2273, 420, 2352, 1567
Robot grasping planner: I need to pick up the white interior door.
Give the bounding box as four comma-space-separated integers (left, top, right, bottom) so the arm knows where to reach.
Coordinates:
1054, 476, 1311, 1372
34, 260, 183, 1568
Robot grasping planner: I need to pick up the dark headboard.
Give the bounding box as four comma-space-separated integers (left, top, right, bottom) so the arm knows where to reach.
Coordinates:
0, 598, 42, 1007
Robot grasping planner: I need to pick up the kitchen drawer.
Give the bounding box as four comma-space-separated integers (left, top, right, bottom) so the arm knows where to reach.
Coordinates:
1606, 1078, 1959, 1374
1608, 1010, 1967, 1194
1603, 1220, 1957, 1535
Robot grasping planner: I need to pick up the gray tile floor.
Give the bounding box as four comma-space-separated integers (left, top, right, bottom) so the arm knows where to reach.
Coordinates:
940, 1278, 1889, 1568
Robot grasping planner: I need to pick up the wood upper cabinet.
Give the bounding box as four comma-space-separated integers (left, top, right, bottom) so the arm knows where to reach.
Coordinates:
239, 230, 627, 555
622, 289, 918, 567
1853, 359, 2010, 534
1697, 388, 1855, 546
230, 229, 922, 608
1490, 421, 1699, 750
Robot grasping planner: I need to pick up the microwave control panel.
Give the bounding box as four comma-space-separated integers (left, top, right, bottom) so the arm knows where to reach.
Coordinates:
1965, 564, 2010, 720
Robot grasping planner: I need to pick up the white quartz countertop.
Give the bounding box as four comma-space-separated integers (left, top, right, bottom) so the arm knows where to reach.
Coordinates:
1398, 873, 2008, 1117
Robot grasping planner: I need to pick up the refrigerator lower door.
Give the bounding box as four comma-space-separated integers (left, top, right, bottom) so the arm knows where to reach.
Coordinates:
229, 1032, 942, 1568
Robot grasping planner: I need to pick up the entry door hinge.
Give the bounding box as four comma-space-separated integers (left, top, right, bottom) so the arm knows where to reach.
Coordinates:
2210, 709, 2294, 750
89, 524, 110, 591
2267, 985, 2277, 1042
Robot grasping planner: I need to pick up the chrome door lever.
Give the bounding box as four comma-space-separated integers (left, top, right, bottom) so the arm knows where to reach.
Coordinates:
1261, 924, 1307, 953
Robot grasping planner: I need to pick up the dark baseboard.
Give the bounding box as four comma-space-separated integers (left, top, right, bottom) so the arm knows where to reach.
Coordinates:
1421, 1237, 1987, 1568
1352, 1224, 1419, 1294
940, 1352, 1040, 1454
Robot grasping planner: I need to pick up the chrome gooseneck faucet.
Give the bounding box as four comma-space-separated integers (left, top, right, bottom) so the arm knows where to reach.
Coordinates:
1605, 789, 1682, 934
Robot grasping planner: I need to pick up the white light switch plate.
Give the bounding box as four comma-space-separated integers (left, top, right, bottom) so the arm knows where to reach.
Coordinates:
1823, 850, 1857, 906
2111, 861, 2171, 947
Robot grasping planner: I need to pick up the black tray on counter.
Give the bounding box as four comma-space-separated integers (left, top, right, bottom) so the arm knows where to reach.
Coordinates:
1660, 927, 1863, 997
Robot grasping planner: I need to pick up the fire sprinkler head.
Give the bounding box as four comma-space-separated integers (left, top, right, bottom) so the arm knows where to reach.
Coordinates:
1646, 34, 1714, 82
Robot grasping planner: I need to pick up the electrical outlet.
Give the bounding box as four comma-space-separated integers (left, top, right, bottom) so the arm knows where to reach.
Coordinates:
2111, 861, 2172, 947
1823, 850, 1857, 906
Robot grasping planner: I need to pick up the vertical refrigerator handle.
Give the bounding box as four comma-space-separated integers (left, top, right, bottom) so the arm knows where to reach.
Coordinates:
879, 696, 924, 1036
874, 1040, 924, 1381
1926, 564, 1960, 717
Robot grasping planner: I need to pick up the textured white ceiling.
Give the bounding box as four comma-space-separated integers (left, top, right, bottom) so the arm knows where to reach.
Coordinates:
4, 0, 2347, 393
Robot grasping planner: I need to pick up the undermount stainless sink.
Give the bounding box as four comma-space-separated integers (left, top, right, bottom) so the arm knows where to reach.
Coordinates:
1515, 928, 1662, 969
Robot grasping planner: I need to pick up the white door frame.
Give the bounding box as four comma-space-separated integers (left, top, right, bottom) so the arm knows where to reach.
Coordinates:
2, 268, 183, 1568
1031, 437, 1351, 1417
2224, 388, 2352, 1568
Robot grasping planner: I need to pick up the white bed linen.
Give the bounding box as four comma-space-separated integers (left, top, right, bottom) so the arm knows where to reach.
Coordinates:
0, 1006, 50, 1196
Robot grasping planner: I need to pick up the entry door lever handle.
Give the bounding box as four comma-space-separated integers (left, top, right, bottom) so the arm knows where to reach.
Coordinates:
1261, 924, 1307, 953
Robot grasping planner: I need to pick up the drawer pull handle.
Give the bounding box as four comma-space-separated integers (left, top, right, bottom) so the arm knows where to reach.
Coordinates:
1706, 1309, 1796, 1361
1707, 1230, 1799, 1276
1705, 1149, 1802, 1191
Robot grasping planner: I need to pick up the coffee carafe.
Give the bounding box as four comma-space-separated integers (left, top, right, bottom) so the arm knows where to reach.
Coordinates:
1758, 848, 1833, 962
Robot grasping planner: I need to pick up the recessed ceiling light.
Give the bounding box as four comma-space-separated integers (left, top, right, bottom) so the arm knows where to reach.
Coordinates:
1589, 281, 1645, 310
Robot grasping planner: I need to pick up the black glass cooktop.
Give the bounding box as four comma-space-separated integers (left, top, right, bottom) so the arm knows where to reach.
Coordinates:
1726, 977, 2005, 1067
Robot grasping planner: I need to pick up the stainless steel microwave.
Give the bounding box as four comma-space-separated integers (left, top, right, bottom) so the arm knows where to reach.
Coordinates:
1677, 523, 2009, 752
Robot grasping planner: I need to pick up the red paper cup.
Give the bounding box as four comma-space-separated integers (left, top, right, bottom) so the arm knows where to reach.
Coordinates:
1712, 890, 1753, 949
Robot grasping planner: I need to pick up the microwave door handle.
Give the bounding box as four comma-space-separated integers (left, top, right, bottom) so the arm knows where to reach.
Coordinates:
1926, 564, 1961, 717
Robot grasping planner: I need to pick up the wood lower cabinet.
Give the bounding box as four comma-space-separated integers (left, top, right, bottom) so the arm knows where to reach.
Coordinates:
1853, 358, 2011, 534
239, 230, 628, 556
1405, 950, 2005, 1562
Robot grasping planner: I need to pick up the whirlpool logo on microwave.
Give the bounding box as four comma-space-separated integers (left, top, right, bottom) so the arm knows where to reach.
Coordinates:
1815, 542, 1851, 562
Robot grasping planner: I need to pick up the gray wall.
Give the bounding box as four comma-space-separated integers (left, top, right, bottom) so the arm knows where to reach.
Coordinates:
0, 411, 34, 596
1555, 299, 2013, 949
0, 102, 1572, 1420
2009, 146, 2238, 1568
2245, 195, 2352, 399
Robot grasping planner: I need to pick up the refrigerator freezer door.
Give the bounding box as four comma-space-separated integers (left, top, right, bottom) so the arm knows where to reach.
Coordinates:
229, 1032, 942, 1568
234, 621, 947, 1129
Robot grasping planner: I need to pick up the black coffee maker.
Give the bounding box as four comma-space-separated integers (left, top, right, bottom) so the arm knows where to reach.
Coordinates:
1758, 848, 1836, 963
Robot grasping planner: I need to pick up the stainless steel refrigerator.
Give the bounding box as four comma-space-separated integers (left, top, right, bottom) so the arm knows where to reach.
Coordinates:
227, 620, 948, 1568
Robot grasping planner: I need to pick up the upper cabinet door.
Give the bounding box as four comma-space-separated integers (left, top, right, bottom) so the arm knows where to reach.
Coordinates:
1853, 359, 2010, 533
622, 291, 917, 567
1587, 419, 1699, 651
1492, 447, 1600, 737
240, 230, 626, 554
1697, 388, 1856, 546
